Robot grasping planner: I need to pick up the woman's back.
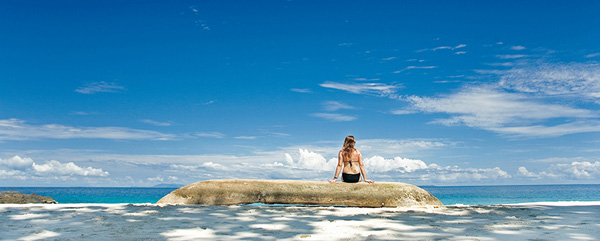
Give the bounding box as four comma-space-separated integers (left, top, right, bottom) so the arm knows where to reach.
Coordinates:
341, 149, 361, 175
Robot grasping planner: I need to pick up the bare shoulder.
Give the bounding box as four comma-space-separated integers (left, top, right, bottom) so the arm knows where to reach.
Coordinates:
354, 149, 362, 155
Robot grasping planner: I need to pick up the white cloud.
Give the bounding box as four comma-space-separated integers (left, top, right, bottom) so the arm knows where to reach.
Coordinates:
406, 86, 599, 137
585, 53, 600, 58
311, 113, 357, 122
511, 45, 526, 50
1, 156, 108, 178
195, 132, 226, 138
454, 51, 467, 55
320, 81, 400, 97
418, 166, 512, 182
389, 109, 417, 115
234, 136, 258, 140
290, 88, 312, 93
420, 44, 466, 52
0, 119, 176, 141
32, 160, 109, 177
0, 155, 33, 169
393, 66, 438, 73
496, 54, 528, 59
140, 119, 172, 126
147, 176, 164, 182
489, 121, 600, 138
75, 81, 126, 94
285, 149, 337, 170
322, 101, 354, 111
365, 156, 427, 172
518, 162, 600, 180
498, 62, 600, 101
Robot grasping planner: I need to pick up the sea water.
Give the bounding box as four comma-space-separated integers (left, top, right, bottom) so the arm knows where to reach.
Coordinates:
1, 184, 599, 205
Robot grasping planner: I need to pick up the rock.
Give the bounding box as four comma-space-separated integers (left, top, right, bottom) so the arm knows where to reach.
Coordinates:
157, 179, 443, 208
0, 191, 58, 204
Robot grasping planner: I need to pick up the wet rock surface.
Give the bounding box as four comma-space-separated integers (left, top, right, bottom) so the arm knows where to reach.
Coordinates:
0, 191, 57, 204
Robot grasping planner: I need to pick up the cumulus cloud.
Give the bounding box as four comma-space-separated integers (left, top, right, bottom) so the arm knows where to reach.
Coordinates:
280, 149, 510, 183
319, 81, 401, 98
75, 81, 126, 94
311, 113, 357, 122
365, 156, 427, 172
0, 156, 108, 179
0, 155, 33, 169
32, 160, 109, 177
285, 149, 337, 170
0, 119, 176, 141
518, 162, 600, 180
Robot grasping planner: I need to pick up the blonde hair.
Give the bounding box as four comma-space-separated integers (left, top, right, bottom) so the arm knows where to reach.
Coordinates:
342, 136, 355, 161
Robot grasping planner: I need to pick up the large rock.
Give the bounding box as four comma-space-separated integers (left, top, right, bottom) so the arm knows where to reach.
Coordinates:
0, 191, 57, 204
157, 179, 443, 208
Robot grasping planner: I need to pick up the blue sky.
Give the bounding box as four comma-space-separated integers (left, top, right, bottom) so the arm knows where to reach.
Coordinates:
1, 0, 600, 186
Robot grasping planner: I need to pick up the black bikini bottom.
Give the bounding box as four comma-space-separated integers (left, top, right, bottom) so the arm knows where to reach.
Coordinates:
342, 173, 360, 183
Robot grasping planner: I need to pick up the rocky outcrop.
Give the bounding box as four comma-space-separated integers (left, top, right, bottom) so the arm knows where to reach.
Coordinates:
0, 191, 58, 204
157, 179, 443, 208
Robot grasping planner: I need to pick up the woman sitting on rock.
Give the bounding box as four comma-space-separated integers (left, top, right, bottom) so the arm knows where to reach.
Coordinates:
329, 136, 374, 184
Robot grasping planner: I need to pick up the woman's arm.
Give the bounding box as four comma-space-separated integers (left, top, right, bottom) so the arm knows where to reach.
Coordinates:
358, 151, 374, 184
329, 151, 344, 183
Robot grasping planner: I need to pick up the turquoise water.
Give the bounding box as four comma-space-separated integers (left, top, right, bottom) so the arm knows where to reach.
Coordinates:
2, 184, 599, 205
422, 184, 600, 205
0, 187, 176, 204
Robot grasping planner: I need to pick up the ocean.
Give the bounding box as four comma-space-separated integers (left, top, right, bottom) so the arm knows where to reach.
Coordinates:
2, 184, 599, 205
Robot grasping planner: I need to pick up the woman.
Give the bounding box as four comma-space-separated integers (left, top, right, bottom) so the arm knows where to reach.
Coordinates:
329, 136, 374, 184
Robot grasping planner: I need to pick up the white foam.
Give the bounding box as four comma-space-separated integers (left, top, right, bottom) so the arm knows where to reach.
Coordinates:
506, 201, 600, 206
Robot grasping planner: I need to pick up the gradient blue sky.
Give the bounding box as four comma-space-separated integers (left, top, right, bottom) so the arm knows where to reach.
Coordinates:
1, 0, 600, 186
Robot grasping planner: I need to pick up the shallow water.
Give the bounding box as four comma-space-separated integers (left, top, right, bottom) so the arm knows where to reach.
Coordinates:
2, 184, 599, 205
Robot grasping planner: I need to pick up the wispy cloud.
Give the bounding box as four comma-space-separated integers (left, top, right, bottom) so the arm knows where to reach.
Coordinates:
234, 136, 258, 140
322, 101, 354, 111
320, 81, 400, 97
75, 81, 126, 94
0, 119, 176, 141
510, 45, 526, 50
498, 62, 600, 101
140, 119, 172, 127
496, 54, 528, 59
454, 51, 467, 55
586, 53, 600, 58
406, 86, 599, 137
195, 132, 226, 138
390, 109, 417, 115
290, 88, 312, 93
418, 44, 467, 52
311, 113, 357, 122
393, 66, 437, 73
381, 57, 397, 61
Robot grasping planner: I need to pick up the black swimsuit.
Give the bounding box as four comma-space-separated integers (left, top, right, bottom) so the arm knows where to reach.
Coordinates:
342, 173, 360, 183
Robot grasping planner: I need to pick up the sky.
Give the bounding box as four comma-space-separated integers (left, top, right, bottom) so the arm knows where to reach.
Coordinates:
1, 0, 600, 187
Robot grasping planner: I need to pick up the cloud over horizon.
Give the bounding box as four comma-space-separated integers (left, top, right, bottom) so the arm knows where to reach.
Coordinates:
0, 119, 176, 141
